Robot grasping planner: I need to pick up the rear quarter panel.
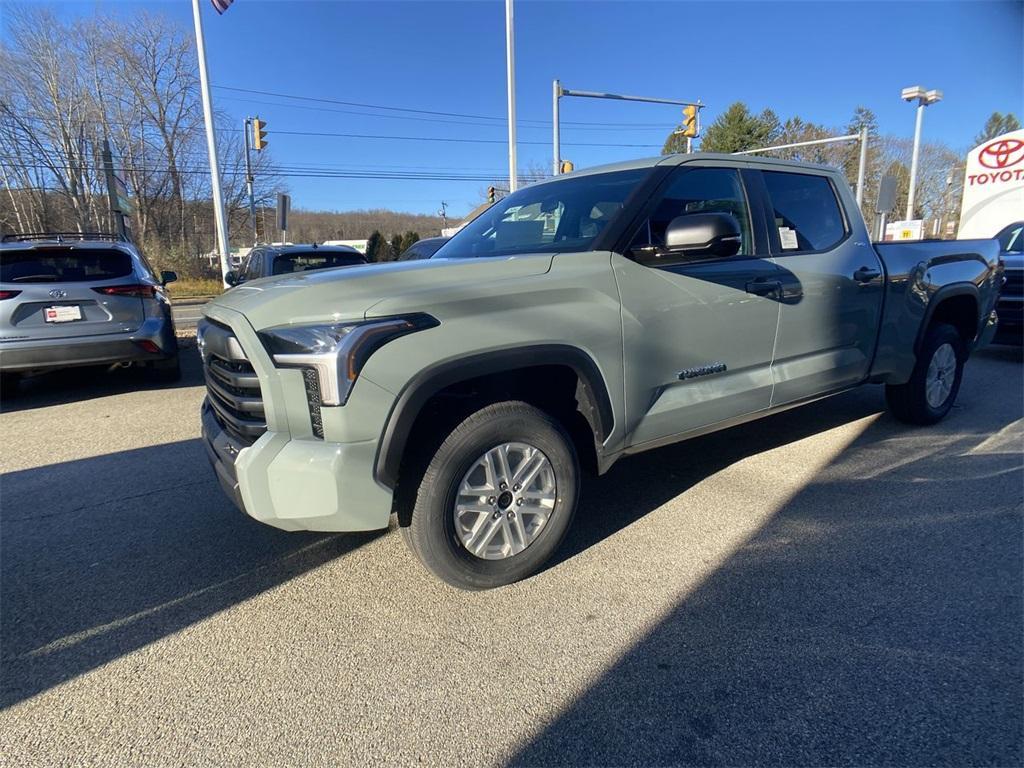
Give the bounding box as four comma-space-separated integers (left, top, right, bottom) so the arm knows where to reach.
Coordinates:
871, 238, 1001, 383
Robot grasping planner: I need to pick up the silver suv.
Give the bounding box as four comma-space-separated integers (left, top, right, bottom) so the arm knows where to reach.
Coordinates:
0, 232, 180, 389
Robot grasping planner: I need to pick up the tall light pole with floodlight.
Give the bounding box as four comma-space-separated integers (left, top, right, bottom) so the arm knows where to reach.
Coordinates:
902, 85, 943, 221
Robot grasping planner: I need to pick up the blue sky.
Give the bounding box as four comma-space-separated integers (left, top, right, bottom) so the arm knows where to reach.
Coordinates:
28, 0, 1024, 214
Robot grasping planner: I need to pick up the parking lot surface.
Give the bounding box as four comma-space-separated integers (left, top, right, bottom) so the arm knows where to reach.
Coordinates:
1, 345, 1021, 766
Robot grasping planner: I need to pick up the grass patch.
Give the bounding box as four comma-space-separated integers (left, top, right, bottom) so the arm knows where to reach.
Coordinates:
168, 278, 224, 298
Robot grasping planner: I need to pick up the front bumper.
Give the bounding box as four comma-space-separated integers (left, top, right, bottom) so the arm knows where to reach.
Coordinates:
201, 397, 394, 532
975, 309, 1000, 350
0, 317, 175, 372
994, 295, 1022, 343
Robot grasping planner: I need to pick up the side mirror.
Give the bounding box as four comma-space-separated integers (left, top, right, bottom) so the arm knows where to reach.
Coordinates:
634, 212, 742, 266
224, 270, 241, 287
160, 270, 178, 286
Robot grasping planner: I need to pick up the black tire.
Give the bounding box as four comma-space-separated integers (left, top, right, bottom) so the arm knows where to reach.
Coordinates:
885, 322, 966, 425
402, 401, 579, 590
145, 354, 182, 383
0, 372, 20, 399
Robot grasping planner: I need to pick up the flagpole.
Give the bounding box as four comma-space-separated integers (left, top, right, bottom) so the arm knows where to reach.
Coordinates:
191, 0, 231, 286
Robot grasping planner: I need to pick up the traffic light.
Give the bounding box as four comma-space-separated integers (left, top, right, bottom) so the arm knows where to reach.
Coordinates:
487, 186, 496, 204
681, 105, 698, 138
559, 160, 574, 174
252, 118, 268, 151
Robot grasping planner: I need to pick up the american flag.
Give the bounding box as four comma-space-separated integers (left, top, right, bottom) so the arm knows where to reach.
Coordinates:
211, 0, 234, 14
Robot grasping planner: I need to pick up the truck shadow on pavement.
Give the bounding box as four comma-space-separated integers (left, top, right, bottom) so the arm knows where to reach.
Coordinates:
0, 436, 383, 708
0, 341, 203, 414
512, 346, 1023, 766
2, 347, 1020, 743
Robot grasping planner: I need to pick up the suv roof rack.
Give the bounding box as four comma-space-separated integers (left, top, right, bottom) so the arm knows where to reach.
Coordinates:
1, 232, 126, 244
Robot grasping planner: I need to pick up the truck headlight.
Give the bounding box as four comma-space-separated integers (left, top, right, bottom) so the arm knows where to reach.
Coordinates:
258, 314, 437, 406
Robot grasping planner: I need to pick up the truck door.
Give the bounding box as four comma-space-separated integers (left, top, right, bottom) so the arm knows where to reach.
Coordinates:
614, 165, 782, 447
754, 169, 885, 404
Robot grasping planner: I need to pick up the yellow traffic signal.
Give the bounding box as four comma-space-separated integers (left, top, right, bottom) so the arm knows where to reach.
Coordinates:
253, 118, 268, 150
487, 186, 496, 204
559, 160, 574, 174
681, 105, 698, 138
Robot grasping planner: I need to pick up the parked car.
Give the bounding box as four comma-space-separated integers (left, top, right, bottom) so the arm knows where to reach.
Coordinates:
398, 236, 448, 261
993, 221, 1022, 344
0, 232, 180, 391
226, 244, 366, 286
199, 154, 1000, 589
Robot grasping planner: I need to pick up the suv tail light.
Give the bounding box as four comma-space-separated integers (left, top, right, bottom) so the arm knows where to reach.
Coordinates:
0, 290, 21, 300
93, 285, 156, 298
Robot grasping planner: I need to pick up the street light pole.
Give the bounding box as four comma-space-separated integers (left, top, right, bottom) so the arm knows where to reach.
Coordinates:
505, 0, 517, 192
191, 0, 231, 286
907, 101, 925, 220
902, 85, 942, 221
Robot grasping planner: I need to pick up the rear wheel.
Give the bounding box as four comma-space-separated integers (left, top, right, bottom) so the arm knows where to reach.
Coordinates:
886, 323, 966, 425
402, 401, 579, 590
0, 372, 20, 399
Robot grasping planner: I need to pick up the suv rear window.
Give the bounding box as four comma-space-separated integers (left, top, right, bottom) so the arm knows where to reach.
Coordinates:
0, 248, 134, 283
762, 171, 846, 252
271, 251, 364, 276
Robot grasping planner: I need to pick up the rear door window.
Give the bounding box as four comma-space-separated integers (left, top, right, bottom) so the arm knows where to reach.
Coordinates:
0, 248, 134, 283
762, 171, 847, 252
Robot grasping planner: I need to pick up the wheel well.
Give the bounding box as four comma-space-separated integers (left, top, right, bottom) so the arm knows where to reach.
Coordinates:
928, 294, 978, 345
391, 365, 602, 523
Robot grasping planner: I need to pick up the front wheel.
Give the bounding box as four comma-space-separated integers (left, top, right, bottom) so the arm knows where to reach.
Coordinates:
402, 401, 579, 590
886, 323, 966, 425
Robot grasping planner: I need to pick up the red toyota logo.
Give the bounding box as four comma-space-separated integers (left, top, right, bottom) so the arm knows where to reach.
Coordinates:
979, 138, 1024, 169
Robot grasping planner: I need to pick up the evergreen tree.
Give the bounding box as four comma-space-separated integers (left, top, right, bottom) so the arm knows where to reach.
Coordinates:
389, 233, 404, 261
845, 106, 882, 216
400, 231, 420, 252
974, 112, 1021, 145
695, 102, 780, 154
365, 230, 385, 262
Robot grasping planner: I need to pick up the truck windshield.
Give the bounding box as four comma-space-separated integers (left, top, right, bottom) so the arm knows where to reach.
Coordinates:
435, 168, 650, 259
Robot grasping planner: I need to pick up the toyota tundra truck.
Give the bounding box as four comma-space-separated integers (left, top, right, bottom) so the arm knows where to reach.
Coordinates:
199, 154, 1000, 589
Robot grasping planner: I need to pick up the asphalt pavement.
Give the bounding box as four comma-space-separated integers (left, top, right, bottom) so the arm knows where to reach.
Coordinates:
171, 298, 208, 330
1, 344, 1021, 766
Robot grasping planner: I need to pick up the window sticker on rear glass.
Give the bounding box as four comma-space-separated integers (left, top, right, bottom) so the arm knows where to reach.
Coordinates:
778, 226, 799, 250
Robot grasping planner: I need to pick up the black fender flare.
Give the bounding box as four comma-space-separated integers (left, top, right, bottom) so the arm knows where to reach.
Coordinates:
374, 344, 615, 489
915, 282, 980, 354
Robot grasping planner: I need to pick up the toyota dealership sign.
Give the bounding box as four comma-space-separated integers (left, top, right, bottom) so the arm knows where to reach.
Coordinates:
958, 129, 1024, 239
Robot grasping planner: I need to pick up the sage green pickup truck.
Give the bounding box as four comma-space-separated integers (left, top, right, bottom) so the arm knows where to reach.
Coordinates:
199, 154, 1000, 589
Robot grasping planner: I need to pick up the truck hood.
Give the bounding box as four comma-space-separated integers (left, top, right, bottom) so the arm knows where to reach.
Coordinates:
206, 254, 554, 331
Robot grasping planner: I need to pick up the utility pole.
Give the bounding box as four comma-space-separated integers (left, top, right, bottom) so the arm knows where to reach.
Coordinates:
505, 0, 518, 192
856, 126, 868, 209
243, 117, 257, 245
439, 201, 448, 231
191, 0, 231, 286
552, 79, 561, 175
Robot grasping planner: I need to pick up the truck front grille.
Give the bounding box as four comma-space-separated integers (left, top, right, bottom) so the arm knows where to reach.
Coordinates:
1002, 270, 1023, 297
199, 319, 267, 445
